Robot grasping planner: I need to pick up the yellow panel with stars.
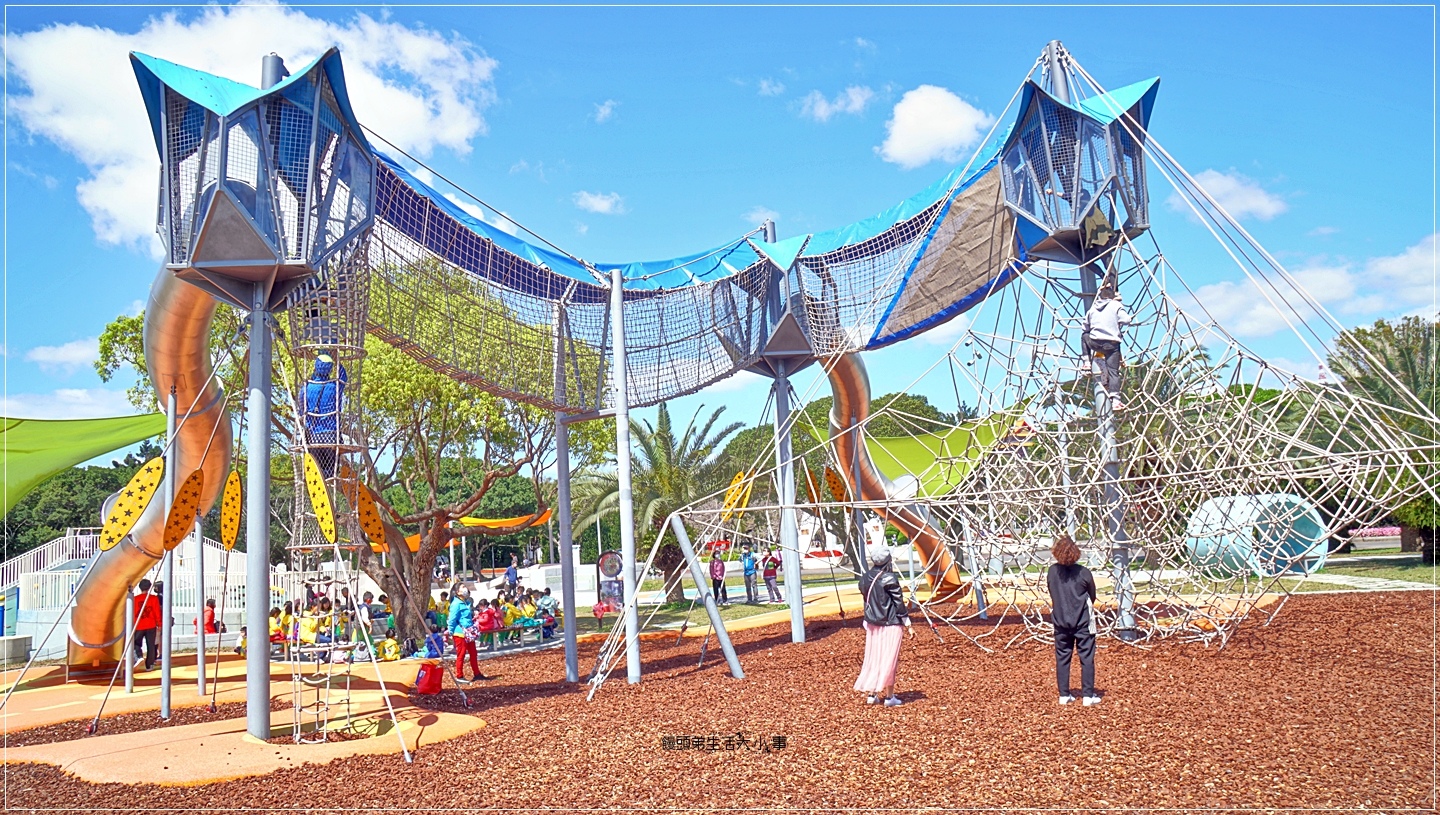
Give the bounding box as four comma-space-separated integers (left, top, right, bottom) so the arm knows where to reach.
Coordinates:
303, 453, 337, 544
355, 484, 387, 552
99, 457, 165, 551
219, 470, 242, 550
824, 466, 851, 503
163, 469, 206, 551
337, 461, 361, 506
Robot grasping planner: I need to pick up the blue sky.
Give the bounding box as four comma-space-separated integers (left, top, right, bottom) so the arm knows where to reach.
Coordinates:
3, 5, 1435, 446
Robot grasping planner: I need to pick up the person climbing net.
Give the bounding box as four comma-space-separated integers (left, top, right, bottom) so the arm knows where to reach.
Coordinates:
304, 351, 348, 477
1081, 281, 1132, 414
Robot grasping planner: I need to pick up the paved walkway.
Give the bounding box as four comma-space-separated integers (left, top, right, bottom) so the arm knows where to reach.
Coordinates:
1301, 573, 1437, 592
1, 653, 484, 785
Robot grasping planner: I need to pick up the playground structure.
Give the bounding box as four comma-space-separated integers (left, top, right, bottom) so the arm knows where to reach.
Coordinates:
13, 39, 1432, 740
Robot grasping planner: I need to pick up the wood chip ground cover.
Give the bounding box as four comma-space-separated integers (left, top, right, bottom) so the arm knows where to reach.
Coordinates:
2, 592, 1433, 811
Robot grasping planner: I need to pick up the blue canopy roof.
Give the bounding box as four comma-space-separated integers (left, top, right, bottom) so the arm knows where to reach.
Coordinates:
130, 48, 371, 157
133, 47, 1157, 300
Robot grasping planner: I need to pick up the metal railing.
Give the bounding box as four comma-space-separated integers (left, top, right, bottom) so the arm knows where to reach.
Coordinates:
1, 528, 101, 592
19, 569, 86, 611
2, 527, 247, 595
19, 567, 287, 615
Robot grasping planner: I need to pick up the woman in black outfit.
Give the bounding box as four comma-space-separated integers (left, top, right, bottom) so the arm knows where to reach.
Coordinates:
1047, 534, 1100, 706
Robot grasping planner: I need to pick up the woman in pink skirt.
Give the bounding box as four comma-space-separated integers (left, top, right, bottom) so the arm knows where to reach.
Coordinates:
854, 548, 913, 707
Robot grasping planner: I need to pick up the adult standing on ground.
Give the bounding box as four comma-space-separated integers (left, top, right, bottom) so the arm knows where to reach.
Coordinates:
761, 546, 782, 603
854, 548, 913, 707
131, 579, 161, 671
447, 586, 480, 683
1047, 534, 1100, 706
740, 543, 759, 604
505, 554, 519, 594
709, 551, 729, 606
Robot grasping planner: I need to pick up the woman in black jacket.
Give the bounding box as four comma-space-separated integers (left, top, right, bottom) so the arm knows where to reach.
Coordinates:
1047, 534, 1100, 706
853, 549, 914, 707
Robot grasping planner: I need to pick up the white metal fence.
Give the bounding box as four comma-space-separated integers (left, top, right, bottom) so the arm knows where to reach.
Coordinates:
20, 568, 287, 615
19, 569, 86, 611
2, 528, 101, 591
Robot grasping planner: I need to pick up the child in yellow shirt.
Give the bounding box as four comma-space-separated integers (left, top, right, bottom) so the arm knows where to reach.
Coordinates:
379, 627, 401, 662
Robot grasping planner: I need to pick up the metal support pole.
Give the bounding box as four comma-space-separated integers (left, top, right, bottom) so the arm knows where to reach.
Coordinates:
772, 362, 804, 643
669, 517, 743, 679
850, 425, 867, 571
1045, 41, 1071, 104
609, 268, 642, 684
1079, 264, 1136, 637
554, 304, 580, 683
123, 582, 134, 694
161, 387, 175, 719
195, 518, 205, 695
1055, 381, 1078, 537
245, 282, 273, 739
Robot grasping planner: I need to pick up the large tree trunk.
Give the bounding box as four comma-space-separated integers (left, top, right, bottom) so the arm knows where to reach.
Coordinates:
1400, 525, 1423, 553
1419, 527, 1436, 565
653, 542, 688, 604
356, 524, 431, 644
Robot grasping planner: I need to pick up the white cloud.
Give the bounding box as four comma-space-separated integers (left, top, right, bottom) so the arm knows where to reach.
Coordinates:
6, 7, 498, 253
1167, 169, 1287, 222
573, 191, 625, 215
800, 86, 875, 122
1264, 357, 1322, 383
1186, 233, 1438, 337
593, 99, 617, 123
853, 37, 876, 51
25, 337, 99, 375
126, 300, 145, 317
758, 79, 786, 97
919, 313, 971, 347
8, 162, 58, 189
877, 85, 995, 170
443, 192, 518, 236
0, 387, 136, 419
574, 222, 589, 236
743, 206, 780, 228
1308, 225, 1339, 237
703, 369, 767, 394
0, 344, 7, 357
1363, 232, 1436, 312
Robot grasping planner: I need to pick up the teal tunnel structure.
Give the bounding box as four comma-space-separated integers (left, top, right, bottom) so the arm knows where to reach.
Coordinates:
1185, 494, 1330, 577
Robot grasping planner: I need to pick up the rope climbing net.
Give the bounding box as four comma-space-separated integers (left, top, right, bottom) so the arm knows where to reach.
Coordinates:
675, 211, 1437, 652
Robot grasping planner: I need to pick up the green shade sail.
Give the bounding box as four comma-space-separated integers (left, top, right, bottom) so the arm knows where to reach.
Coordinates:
1, 414, 166, 516
863, 411, 1028, 498
807, 407, 1030, 499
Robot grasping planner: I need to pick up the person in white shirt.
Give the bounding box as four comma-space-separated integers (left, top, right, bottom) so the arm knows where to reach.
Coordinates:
1081, 284, 1132, 413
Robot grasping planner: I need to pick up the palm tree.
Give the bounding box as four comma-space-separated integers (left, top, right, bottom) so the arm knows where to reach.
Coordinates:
576, 402, 745, 601
1328, 315, 1439, 563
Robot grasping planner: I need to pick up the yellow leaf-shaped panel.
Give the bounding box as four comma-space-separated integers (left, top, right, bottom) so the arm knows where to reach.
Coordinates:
824, 466, 851, 504
355, 484, 387, 552
303, 453, 337, 544
163, 469, 206, 551
220, 470, 242, 550
100, 457, 165, 551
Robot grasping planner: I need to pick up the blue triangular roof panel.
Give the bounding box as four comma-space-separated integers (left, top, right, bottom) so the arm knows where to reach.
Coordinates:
748, 234, 810, 272
130, 48, 371, 157
1078, 77, 1160, 128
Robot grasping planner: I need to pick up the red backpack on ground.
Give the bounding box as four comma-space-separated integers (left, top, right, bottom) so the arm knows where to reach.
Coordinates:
415, 660, 443, 694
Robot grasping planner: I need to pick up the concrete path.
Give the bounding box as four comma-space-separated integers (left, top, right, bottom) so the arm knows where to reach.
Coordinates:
1, 653, 484, 785
1301, 573, 1437, 592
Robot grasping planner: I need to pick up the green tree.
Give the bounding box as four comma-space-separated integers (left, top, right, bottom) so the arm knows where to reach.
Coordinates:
575, 403, 743, 602
2, 441, 163, 554
1328, 315, 1439, 563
